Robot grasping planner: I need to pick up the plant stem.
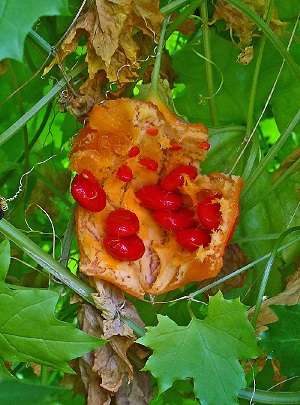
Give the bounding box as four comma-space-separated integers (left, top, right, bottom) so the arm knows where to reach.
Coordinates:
60, 205, 76, 268
242, 0, 275, 181
166, 0, 205, 39
28, 29, 55, 56
40, 366, 49, 385
225, 0, 300, 83
124, 0, 205, 98
0, 219, 96, 304
189, 233, 300, 300
6, 61, 30, 171
147, 15, 171, 100
0, 63, 86, 147
251, 227, 300, 329
161, 0, 189, 15
200, 1, 219, 127
241, 109, 300, 198
238, 387, 300, 404
243, 157, 300, 212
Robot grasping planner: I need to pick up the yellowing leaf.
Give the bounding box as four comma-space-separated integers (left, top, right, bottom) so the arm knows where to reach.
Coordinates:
212, 0, 286, 49
44, 0, 164, 84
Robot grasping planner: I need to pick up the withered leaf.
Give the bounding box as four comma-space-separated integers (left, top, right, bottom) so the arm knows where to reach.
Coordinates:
248, 268, 300, 335
197, 243, 248, 296
45, 0, 164, 84
212, 0, 286, 49
75, 280, 152, 404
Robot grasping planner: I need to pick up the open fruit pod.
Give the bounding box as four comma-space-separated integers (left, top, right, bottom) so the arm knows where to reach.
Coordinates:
69, 97, 243, 298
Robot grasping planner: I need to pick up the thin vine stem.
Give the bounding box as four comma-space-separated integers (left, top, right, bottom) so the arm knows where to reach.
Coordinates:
238, 387, 300, 404
242, 0, 275, 181
147, 14, 171, 100
200, 1, 219, 127
251, 226, 300, 329
0, 63, 86, 147
189, 233, 300, 300
225, 0, 300, 83
243, 157, 300, 212
0, 219, 96, 304
241, 109, 300, 198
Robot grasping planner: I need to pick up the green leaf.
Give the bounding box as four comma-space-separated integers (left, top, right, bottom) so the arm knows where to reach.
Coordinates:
259, 304, 300, 377
200, 126, 247, 175
0, 378, 68, 405
138, 292, 260, 405
0, 240, 105, 373
0, 0, 68, 62
0, 239, 10, 284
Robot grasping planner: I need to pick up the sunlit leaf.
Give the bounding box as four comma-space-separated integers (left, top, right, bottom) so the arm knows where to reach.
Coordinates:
0, 240, 105, 373
0, 0, 68, 61
138, 292, 260, 405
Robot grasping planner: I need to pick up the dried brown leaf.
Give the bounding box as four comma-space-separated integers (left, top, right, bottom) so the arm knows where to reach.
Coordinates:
248, 268, 300, 334
74, 280, 152, 404
212, 0, 287, 49
45, 0, 164, 83
273, 146, 300, 182
197, 243, 248, 296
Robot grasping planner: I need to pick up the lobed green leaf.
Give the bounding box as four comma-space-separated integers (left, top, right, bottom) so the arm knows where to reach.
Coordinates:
138, 292, 260, 405
0, 0, 68, 62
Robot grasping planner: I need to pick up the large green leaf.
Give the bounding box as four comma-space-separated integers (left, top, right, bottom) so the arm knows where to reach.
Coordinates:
0, 0, 68, 61
0, 240, 105, 373
138, 292, 260, 405
172, 29, 300, 135
259, 304, 300, 377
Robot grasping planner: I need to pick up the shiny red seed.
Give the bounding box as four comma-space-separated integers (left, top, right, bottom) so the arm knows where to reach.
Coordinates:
152, 208, 196, 231
128, 146, 140, 157
198, 141, 210, 150
169, 141, 182, 151
71, 169, 106, 212
116, 165, 133, 182
160, 164, 198, 191
105, 209, 139, 237
176, 228, 211, 251
136, 185, 182, 211
197, 194, 222, 230
139, 158, 159, 172
103, 234, 145, 261
146, 128, 159, 136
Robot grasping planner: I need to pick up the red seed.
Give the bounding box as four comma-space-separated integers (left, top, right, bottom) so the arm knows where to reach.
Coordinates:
169, 141, 182, 151
71, 170, 106, 212
139, 158, 159, 172
105, 209, 139, 237
152, 208, 196, 231
146, 127, 159, 136
198, 141, 210, 150
160, 164, 198, 191
197, 194, 222, 230
128, 146, 140, 157
103, 234, 145, 261
116, 165, 133, 182
136, 185, 182, 211
176, 228, 211, 251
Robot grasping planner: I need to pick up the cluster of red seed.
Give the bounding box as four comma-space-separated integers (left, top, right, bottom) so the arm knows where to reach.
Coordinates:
70, 128, 218, 261
103, 209, 145, 261
135, 164, 222, 253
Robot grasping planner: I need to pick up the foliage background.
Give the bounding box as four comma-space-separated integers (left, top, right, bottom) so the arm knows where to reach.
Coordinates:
0, 0, 299, 404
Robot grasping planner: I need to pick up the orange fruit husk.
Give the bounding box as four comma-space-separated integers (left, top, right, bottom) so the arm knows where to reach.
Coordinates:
70, 97, 243, 298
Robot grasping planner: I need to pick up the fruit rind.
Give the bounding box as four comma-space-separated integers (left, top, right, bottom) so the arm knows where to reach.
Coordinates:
70, 98, 242, 298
